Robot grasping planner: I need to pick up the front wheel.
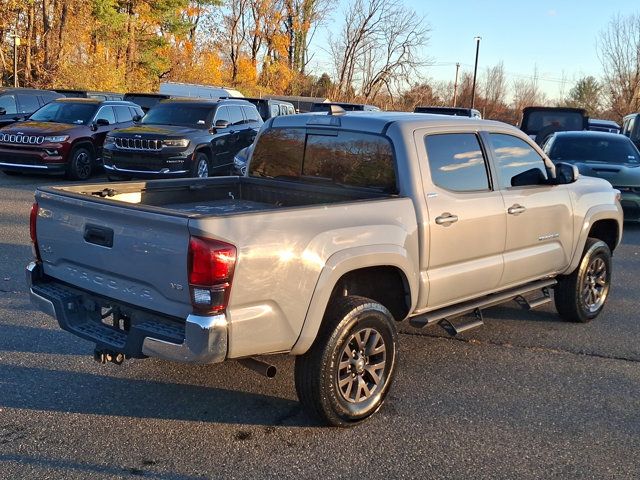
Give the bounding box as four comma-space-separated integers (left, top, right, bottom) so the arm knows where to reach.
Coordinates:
295, 295, 398, 427
67, 146, 93, 180
554, 238, 612, 323
191, 153, 209, 178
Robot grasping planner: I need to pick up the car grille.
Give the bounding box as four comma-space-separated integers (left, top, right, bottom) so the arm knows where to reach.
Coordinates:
0, 133, 45, 145
115, 138, 162, 150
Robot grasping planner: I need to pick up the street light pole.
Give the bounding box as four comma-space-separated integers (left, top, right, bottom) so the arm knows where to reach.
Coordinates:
453, 62, 460, 107
470, 36, 481, 109
10, 33, 21, 88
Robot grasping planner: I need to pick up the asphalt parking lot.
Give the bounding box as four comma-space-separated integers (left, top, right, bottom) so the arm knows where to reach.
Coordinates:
1, 172, 639, 479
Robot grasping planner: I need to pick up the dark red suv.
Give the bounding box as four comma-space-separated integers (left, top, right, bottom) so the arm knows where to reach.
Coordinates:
0, 98, 143, 180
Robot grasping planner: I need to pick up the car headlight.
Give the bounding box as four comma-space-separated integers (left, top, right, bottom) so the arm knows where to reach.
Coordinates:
43, 135, 69, 143
162, 139, 189, 147
104, 136, 115, 145
233, 155, 245, 166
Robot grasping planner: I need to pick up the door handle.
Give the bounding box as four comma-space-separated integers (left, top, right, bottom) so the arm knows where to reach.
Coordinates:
435, 213, 459, 225
507, 204, 526, 215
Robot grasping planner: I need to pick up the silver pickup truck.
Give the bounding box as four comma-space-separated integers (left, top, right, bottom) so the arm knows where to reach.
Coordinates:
27, 111, 623, 426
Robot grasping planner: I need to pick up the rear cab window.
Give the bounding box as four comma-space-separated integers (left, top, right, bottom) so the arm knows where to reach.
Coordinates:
249, 128, 397, 192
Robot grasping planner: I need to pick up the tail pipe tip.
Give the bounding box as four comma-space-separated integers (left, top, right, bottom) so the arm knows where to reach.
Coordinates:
237, 357, 277, 378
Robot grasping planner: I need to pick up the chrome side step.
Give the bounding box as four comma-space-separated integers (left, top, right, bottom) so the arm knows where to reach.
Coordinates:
409, 278, 557, 331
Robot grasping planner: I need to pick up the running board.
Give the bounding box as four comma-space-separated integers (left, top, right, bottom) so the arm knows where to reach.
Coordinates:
409, 278, 557, 329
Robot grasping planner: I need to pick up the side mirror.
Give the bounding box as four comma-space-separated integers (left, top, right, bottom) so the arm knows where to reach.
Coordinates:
132, 114, 142, 122
511, 168, 547, 187
555, 162, 580, 184
0, 107, 5, 116
96, 118, 110, 126
214, 119, 230, 129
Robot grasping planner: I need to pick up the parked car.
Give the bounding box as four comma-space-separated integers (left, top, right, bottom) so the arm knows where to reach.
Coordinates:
622, 112, 640, 150
231, 97, 295, 121
0, 98, 143, 179
0, 87, 63, 128
123, 92, 173, 113
588, 118, 620, 134
414, 106, 482, 118
232, 144, 253, 175
310, 102, 380, 112
27, 111, 622, 426
53, 89, 124, 101
520, 106, 589, 145
544, 130, 640, 220
159, 81, 244, 99
103, 98, 262, 180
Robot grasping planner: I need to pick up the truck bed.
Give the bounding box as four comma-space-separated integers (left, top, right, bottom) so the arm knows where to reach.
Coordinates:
44, 177, 392, 217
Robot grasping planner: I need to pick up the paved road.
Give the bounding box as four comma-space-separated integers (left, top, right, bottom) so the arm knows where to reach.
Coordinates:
1, 172, 639, 479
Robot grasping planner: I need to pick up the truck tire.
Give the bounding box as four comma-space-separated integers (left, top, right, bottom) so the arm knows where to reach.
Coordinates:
554, 238, 612, 323
191, 152, 210, 178
295, 295, 398, 427
67, 146, 93, 180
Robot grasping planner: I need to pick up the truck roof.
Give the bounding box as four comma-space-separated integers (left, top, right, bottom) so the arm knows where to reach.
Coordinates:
270, 111, 515, 135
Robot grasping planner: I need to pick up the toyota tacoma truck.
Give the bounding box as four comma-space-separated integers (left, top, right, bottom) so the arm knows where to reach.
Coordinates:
27, 111, 623, 426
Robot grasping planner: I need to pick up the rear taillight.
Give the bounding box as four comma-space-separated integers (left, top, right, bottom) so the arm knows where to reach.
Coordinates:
188, 236, 236, 314
30, 202, 41, 261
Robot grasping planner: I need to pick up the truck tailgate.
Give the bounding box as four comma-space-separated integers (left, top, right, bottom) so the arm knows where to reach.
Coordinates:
35, 190, 192, 319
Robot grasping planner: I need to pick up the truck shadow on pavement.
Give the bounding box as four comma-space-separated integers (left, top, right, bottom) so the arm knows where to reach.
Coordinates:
0, 322, 90, 355
0, 362, 311, 427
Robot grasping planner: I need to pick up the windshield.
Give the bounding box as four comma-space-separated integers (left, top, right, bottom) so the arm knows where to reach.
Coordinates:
141, 104, 214, 127
548, 135, 640, 164
29, 102, 98, 125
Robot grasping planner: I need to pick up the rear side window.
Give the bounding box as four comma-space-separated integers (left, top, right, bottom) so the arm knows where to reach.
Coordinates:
114, 105, 133, 123
0, 95, 18, 115
250, 128, 397, 192
490, 133, 548, 188
17, 94, 40, 113
227, 106, 244, 125
242, 106, 261, 123
424, 133, 490, 192
270, 105, 280, 117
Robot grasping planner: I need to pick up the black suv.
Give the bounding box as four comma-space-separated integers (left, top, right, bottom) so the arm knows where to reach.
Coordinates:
623, 113, 640, 150
103, 98, 263, 179
0, 87, 63, 128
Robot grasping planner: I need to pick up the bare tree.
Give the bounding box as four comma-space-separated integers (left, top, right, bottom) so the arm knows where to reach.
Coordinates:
223, 0, 250, 83
597, 13, 640, 119
481, 62, 507, 118
330, 0, 429, 102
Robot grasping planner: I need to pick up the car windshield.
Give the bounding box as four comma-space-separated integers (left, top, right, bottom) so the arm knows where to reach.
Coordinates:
29, 102, 98, 125
141, 104, 214, 127
549, 135, 640, 165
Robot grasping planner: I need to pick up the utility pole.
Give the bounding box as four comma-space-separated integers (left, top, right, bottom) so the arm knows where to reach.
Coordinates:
471, 36, 481, 109
453, 62, 460, 107
10, 33, 20, 88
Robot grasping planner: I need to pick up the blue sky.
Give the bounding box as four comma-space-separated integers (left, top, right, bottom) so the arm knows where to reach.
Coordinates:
308, 0, 640, 100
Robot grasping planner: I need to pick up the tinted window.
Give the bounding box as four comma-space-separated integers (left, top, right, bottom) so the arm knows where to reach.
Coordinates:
490, 133, 548, 188
424, 133, 490, 192
16, 94, 40, 113
270, 105, 280, 117
548, 135, 640, 165
242, 106, 261, 122
625, 117, 636, 138
250, 128, 396, 191
523, 111, 584, 135
143, 104, 214, 127
228, 106, 244, 125
29, 102, 98, 125
0, 95, 17, 115
214, 106, 230, 124
114, 105, 133, 123
95, 106, 116, 124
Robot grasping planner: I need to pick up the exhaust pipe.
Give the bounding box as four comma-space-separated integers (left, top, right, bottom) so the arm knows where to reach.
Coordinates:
237, 357, 277, 378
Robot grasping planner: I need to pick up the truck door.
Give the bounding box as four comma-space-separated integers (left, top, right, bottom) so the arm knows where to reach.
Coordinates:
416, 130, 506, 308
486, 132, 573, 287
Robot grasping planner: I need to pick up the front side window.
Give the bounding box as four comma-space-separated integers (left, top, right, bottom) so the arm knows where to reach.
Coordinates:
424, 133, 490, 192
213, 106, 230, 124
490, 133, 548, 188
29, 102, 98, 125
242, 106, 261, 123
250, 128, 397, 191
95, 106, 116, 124
227, 106, 244, 126
0, 95, 18, 115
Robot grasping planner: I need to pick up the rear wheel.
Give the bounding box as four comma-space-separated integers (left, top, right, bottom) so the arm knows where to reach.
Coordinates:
191, 152, 209, 178
295, 295, 398, 427
67, 146, 93, 180
554, 238, 612, 323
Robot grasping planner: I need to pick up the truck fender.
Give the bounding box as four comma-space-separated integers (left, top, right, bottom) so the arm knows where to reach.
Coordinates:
290, 244, 418, 355
561, 203, 623, 275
